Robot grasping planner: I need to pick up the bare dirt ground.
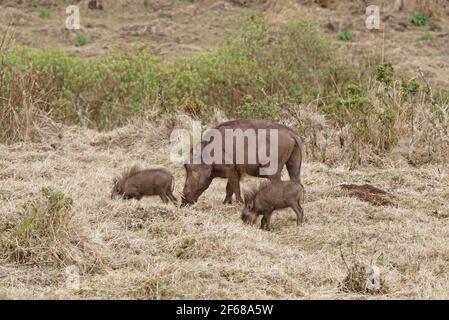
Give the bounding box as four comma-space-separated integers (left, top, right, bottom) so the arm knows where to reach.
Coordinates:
1, 0, 448, 85
0, 0, 251, 58
0, 119, 448, 299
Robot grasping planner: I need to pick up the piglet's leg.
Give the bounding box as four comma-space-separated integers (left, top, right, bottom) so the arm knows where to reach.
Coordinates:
167, 191, 178, 205
159, 193, 169, 204
260, 213, 272, 231
291, 203, 304, 225
124, 192, 141, 200
260, 216, 267, 230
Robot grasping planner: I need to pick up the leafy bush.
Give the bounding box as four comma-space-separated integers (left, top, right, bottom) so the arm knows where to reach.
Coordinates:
74, 35, 88, 47
376, 63, 395, 87
1, 16, 353, 132
169, 16, 354, 116
338, 31, 353, 42
38, 7, 51, 19
411, 13, 428, 27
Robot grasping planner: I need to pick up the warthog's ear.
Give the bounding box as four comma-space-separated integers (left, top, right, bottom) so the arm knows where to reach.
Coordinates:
247, 199, 255, 210
243, 193, 250, 205
244, 193, 254, 209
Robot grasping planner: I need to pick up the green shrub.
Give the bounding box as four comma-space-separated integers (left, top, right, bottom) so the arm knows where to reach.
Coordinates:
74, 35, 88, 47
237, 94, 283, 120
2, 15, 354, 129
338, 31, 353, 42
165, 16, 352, 117
38, 7, 51, 19
401, 78, 421, 98
376, 63, 395, 86
411, 13, 428, 27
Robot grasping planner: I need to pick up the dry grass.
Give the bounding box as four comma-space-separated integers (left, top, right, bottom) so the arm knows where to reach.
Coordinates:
0, 118, 448, 299
0, 69, 56, 144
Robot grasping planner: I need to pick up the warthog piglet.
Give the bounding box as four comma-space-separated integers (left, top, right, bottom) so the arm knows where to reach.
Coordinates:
241, 181, 304, 230
112, 166, 177, 204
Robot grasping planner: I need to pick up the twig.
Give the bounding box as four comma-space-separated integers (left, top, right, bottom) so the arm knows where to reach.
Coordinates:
73, 94, 88, 127
369, 237, 380, 266
339, 243, 350, 272
417, 66, 434, 104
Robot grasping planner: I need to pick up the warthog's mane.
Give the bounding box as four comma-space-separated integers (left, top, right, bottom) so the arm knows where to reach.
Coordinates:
114, 164, 143, 187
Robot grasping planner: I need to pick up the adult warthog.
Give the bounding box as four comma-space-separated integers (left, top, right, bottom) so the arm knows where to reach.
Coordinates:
181, 119, 304, 205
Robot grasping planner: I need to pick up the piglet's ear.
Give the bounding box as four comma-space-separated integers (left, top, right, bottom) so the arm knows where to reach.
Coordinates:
243, 193, 250, 205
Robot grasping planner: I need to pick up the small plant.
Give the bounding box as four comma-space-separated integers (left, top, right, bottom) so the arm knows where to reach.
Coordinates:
338, 240, 388, 295
418, 32, 433, 41
38, 7, 51, 19
411, 12, 428, 27
74, 35, 88, 47
86, 22, 94, 29
401, 78, 421, 98
338, 30, 353, 42
376, 63, 395, 86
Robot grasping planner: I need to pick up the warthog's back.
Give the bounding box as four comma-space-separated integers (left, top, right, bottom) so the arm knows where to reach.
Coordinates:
208, 119, 303, 177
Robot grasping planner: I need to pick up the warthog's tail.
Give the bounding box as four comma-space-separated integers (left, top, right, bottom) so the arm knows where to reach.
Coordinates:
171, 176, 175, 193
292, 134, 306, 204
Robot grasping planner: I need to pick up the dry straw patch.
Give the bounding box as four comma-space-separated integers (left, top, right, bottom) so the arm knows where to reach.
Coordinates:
0, 119, 448, 299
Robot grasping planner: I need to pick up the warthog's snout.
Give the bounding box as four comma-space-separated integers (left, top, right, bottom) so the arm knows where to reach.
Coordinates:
241, 211, 257, 224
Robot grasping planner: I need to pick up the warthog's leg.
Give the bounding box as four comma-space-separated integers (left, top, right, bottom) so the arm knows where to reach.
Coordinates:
223, 182, 233, 204
290, 203, 304, 225
223, 169, 243, 203
260, 213, 272, 231
167, 190, 178, 205
159, 192, 169, 204
124, 191, 141, 200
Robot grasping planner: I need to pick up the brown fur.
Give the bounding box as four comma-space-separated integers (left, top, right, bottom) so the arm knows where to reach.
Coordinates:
241, 181, 304, 230
112, 166, 177, 204
182, 119, 304, 206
